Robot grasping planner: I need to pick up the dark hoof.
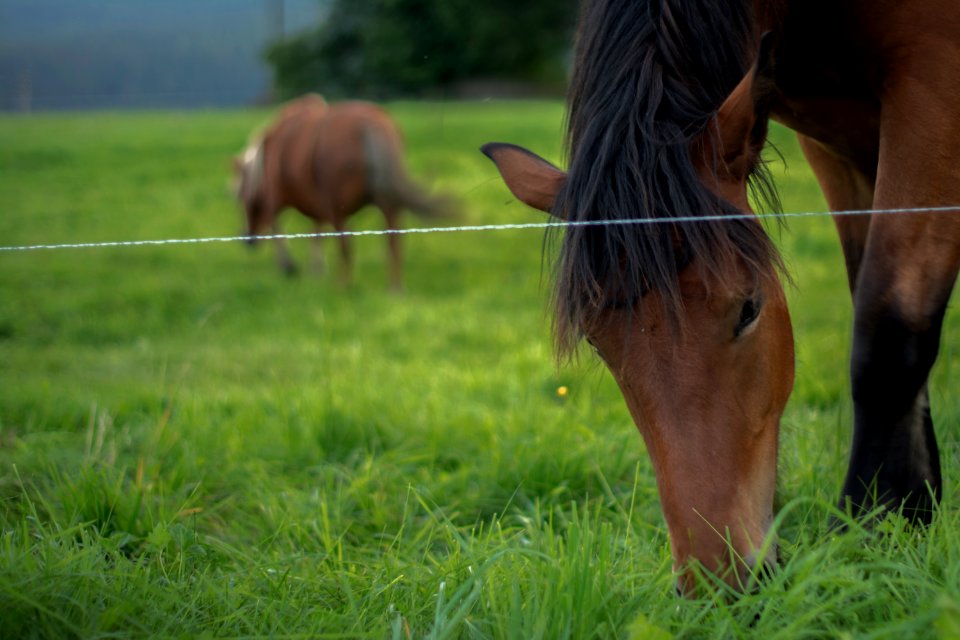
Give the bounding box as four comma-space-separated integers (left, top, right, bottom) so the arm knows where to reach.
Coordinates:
835, 487, 940, 530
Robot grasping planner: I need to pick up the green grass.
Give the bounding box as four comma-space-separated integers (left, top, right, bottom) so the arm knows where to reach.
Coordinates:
0, 102, 957, 639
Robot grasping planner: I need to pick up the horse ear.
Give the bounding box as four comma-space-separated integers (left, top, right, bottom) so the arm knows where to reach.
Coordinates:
481, 143, 568, 218
714, 33, 776, 163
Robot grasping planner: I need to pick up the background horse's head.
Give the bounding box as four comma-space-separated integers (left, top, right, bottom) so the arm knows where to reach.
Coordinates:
233, 141, 266, 243
484, 1, 794, 595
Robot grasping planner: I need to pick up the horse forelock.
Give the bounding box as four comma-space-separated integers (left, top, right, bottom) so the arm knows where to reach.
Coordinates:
238, 139, 265, 201
552, 0, 782, 357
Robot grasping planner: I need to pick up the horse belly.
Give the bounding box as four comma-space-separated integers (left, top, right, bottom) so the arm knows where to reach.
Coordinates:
283, 128, 370, 223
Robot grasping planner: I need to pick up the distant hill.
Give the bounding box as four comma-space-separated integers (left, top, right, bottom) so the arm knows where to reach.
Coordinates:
0, 0, 325, 111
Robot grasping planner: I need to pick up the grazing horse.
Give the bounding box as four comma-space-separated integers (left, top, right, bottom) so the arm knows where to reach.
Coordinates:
484, 0, 958, 594
235, 95, 448, 289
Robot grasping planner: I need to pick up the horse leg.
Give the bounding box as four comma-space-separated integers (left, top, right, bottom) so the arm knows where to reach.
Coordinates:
796, 134, 874, 294
381, 204, 403, 292
840, 74, 960, 524
334, 220, 353, 288
310, 223, 326, 275
844, 251, 952, 523
271, 219, 299, 277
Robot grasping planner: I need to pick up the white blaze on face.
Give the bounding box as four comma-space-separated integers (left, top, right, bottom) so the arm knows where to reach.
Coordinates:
235, 140, 264, 201
241, 144, 258, 168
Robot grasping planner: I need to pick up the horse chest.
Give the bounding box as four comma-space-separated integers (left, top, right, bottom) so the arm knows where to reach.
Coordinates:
770, 94, 880, 172
767, 9, 882, 169
766, 0, 960, 169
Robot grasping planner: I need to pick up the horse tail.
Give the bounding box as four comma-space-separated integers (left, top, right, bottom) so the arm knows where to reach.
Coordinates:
362, 124, 455, 219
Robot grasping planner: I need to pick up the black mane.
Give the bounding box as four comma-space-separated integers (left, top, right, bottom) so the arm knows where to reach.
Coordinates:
553, 0, 781, 355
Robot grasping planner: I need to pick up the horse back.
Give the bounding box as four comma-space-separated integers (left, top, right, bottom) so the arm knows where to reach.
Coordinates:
264, 101, 404, 223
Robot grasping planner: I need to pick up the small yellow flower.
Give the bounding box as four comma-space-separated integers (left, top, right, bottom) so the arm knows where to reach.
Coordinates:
557, 386, 569, 397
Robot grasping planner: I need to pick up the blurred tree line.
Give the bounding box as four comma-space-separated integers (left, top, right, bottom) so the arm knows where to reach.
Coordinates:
266, 0, 579, 99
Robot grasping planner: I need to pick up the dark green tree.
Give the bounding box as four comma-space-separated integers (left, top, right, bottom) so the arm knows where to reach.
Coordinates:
266, 0, 578, 99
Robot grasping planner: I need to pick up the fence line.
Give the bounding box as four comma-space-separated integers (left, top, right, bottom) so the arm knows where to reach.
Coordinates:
2, 204, 960, 253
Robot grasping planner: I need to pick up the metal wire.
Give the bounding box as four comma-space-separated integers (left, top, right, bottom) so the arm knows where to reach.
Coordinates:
2, 204, 959, 253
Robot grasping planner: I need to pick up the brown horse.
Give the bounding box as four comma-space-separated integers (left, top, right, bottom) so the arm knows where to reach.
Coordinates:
235, 95, 448, 289
484, 0, 958, 594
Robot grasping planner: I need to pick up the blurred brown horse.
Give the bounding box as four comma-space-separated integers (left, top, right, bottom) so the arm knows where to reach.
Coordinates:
485, 0, 958, 594
235, 95, 448, 289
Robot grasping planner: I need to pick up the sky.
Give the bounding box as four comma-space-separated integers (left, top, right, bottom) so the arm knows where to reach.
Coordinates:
0, 0, 327, 110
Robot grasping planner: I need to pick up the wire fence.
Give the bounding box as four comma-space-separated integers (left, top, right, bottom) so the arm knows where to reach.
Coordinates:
2, 204, 960, 253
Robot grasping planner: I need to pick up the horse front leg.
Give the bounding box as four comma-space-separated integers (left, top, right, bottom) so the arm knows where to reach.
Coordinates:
844, 279, 950, 522
796, 134, 875, 295
310, 223, 326, 276
841, 71, 960, 523
333, 220, 353, 288
271, 219, 299, 277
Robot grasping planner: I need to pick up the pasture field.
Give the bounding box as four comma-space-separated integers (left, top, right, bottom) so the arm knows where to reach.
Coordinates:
0, 103, 958, 639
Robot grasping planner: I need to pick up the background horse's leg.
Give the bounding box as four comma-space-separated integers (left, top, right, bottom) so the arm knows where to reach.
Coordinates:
380, 203, 403, 292
840, 70, 960, 523
310, 222, 326, 275
271, 219, 299, 277
334, 219, 353, 287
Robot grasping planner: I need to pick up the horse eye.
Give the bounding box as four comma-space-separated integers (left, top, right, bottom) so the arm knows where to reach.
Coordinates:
734, 298, 762, 338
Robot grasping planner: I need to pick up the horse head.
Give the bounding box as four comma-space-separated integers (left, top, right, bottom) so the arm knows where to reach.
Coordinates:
483, 34, 795, 594
233, 142, 266, 244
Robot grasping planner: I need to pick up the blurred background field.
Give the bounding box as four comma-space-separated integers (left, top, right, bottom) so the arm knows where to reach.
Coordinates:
1, 103, 958, 638
1, 0, 959, 636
